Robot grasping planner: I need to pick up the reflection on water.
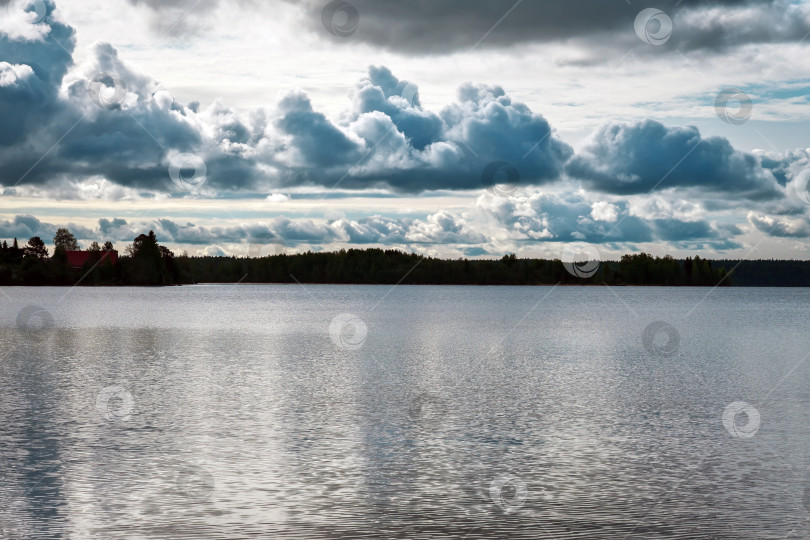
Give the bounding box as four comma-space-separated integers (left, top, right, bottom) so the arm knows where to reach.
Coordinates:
2, 285, 810, 538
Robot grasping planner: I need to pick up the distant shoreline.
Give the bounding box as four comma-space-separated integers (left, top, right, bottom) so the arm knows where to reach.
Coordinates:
7, 243, 810, 286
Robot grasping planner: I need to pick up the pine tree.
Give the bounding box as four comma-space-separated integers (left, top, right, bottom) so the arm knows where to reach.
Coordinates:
23, 237, 49, 259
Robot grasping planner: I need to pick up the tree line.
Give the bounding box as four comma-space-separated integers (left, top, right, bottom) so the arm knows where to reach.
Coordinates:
0, 227, 755, 286
0, 229, 180, 286
181, 250, 731, 286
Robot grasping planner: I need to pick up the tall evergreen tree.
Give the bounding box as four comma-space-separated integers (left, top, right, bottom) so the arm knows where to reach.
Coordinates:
23, 237, 49, 259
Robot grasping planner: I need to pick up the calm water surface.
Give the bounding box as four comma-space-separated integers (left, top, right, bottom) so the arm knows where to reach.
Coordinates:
2, 285, 810, 539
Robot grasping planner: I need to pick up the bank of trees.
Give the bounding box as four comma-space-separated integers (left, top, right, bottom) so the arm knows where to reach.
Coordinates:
124, 231, 181, 285
174, 250, 730, 286
6, 227, 808, 287
0, 229, 181, 286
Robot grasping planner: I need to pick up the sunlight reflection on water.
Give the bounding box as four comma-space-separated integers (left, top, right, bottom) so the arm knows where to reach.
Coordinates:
1, 285, 810, 538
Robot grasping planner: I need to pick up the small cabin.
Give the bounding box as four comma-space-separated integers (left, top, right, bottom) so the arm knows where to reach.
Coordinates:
65, 250, 119, 270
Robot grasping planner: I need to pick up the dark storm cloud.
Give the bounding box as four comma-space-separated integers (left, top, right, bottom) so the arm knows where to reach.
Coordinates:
0, 33, 207, 190
257, 65, 572, 192
300, 0, 808, 55
120, 0, 810, 56
672, 1, 810, 52
98, 218, 128, 235
349, 66, 442, 150
0, 20, 268, 192
0, 215, 52, 239
0, 214, 93, 242
0, 0, 74, 147
653, 218, 714, 241
566, 120, 783, 200
0, 0, 802, 206
275, 90, 363, 167
297, 66, 573, 192
0, 5, 572, 194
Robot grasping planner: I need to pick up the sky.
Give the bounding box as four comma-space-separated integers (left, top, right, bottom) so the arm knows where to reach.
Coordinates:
1, 0, 809, 260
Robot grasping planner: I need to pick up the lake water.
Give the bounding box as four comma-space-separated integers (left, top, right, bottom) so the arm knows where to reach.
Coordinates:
1, 285, 810, 539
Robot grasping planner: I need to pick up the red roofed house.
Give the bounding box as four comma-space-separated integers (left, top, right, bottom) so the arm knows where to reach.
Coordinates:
65, 250, 119, 270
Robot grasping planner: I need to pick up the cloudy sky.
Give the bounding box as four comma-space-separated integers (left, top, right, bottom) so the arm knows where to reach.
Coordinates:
1, 0, 809, 259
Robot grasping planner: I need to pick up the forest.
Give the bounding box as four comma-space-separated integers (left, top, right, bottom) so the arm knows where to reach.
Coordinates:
1, 228, 807, 287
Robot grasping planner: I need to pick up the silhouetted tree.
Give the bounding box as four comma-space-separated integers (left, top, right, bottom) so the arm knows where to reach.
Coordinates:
53, 228, 80, 253
124, 231, 177, 285
501, 253, 517, 267
23, 237, 49, 259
